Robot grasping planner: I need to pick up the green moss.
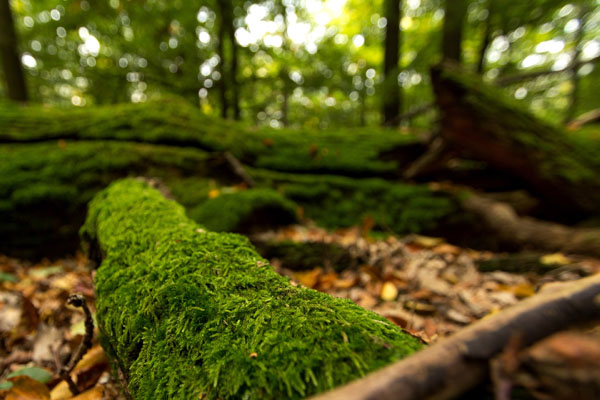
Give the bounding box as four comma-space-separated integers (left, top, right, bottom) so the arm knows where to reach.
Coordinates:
189, 188, 298, 232
252, 169, 456, 234
0, 141, 213, 257
0, 98, 419, 176
81, 179, 424, 399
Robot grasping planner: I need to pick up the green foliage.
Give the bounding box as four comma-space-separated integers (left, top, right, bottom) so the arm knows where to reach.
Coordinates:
82, 179, 424, 399
189, 188, 298, 232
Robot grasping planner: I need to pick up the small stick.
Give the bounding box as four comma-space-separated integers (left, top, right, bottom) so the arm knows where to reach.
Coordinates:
59, 293, 94, 395
224, 151, 256, 188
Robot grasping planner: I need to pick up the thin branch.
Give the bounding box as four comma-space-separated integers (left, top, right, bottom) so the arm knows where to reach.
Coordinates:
495, 55, 600, 86
311, 274, 600, 400
58, 293, 94, 395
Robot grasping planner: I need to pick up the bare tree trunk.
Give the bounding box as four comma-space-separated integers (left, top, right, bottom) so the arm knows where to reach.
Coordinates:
382, 0, 402, 126
563, 6, 588, 124
217, 1, 229, 119
476, 0, 494, 74
441, 0, 468, 63
229, 6, 240, 121
0, 0, 28, 102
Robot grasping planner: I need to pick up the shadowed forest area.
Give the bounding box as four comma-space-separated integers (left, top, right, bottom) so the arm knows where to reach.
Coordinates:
1, 0, 600, 399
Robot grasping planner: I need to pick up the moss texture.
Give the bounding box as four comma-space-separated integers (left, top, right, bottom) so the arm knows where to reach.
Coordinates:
82, 179, 424, 399
1, 140, 455, 257
0, 141, 214, 257
189, 188, 298, 233
0, 98, 419, 176
253, 169, 457, 234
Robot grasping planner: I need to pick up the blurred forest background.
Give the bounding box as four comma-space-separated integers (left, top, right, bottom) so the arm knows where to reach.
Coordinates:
1, 0, 599, 129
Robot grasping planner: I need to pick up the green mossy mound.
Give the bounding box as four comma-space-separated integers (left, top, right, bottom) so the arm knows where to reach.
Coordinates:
82, 179, 424, 399
0, 98, 420, 176
0, 141, 216, 257
253, 169, 457, 234
189, 188, 298, 232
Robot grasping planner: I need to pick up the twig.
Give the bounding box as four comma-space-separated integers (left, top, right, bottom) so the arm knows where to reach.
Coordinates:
310, 274, 600, 400
224, 151, 256, 188
58, 293, 94, 395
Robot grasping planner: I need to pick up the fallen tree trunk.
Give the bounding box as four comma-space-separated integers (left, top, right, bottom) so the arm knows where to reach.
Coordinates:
1, 141, 456, 258
0, 98, 422, 177
461, 192, 600, 258
80, 179, 424, 399
431, 62, 600, 216
311, 273, 600, 400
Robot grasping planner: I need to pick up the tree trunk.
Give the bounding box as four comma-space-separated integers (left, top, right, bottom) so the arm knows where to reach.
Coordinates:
217, 0, 230, 119
476, 0, 494, 74
563, 6, 588, 124
382, 0, 402, 126
229, 5, 240, 121
0, 0, 28, 102
431, 62, 600, 216
441, 0, 468, 63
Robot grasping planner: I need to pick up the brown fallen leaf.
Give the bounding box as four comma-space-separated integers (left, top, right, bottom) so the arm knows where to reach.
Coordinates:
6, 375, 50, 400
292, 268, 322, 288
70, 386, 105, 400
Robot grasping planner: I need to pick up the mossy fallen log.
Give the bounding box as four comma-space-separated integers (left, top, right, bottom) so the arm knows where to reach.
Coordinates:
0, 98, 422, 176
81, 179, 424, 399
0, 141, 295, 257
432, 62, 600, 216
1, 141, 457, 258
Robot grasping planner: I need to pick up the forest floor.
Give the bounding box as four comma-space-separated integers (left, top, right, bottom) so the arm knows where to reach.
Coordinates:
1, 225, 600, 399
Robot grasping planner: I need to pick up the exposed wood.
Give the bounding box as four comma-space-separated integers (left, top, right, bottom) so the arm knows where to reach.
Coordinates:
311, 273, 600, 400
567, 108, 600, 130
462, 193, 600, 258
403, 136, 453, 179
431, 62, 600, 215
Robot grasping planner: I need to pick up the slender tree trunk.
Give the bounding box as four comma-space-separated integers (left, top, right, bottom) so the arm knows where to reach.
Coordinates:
382, 0, 402, 126
0, 0, 28, 102
563, 6, 587, 124
217, 1, 229, 119
442, 0, 468, 63
476, 0, 494, 74
228, 7, 240, 121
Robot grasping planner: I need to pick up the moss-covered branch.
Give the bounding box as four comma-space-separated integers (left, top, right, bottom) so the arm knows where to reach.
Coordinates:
81, 179, 424, 399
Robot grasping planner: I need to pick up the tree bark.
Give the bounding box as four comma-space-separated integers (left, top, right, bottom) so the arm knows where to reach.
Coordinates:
476, 0, 494, 74
431, 62, 600, 215
217, 0, 231, 119
0, 0, 28, 102
382, 0, 402, 126
441, 0, 468, 63
563, 6, 588, 124
311, 273, 600, 400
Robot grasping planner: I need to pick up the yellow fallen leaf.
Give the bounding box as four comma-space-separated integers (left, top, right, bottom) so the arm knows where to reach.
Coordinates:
540, 253, 571, 266
208, 189, 220, 199
380, 282, 398, 301
411, 235, 444, 248
50, 381, 72, 400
